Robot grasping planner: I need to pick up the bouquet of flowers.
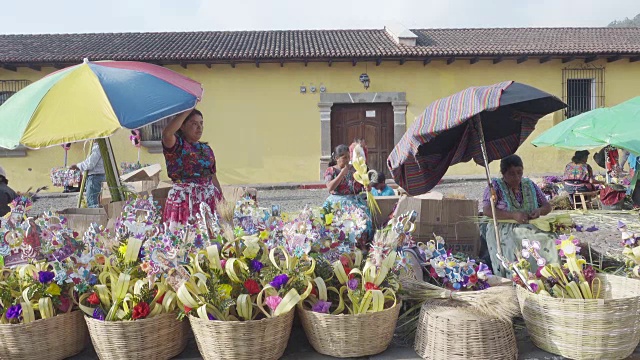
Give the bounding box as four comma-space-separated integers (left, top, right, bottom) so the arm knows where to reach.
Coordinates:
313, 202, 368, 258
50, 167, 81, 187
78, 231, 180, 321
170, 198, 312, 321
507, 236, 600, 299
78, 196, 180, 321
418, 236, 493, 291
0, 262, 78, 324
305, 226, 403, 315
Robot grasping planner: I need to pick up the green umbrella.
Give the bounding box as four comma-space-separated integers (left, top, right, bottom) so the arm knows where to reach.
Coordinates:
575, 97, 640, 155
531, 108, 608, 150
532, 98, 640, 155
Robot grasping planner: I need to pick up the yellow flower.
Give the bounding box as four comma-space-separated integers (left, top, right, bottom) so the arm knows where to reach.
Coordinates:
325, 213, 334, 226
217, 284, 233, 300
118, 244, 127, 256
46, 283, 61, 296
259, 230, 270, 240
281, 213, 290, 222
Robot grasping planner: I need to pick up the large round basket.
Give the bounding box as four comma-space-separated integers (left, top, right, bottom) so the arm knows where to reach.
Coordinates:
0, 310, 88, 360
516, 273, 640, 360
188, 309, 294, 360
414, 300, 518, 360
85, 312, 188, 360
298, 301, 401, 358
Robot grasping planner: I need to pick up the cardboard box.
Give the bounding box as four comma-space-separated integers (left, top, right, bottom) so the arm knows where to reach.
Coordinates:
58, 208, 108, 234
373, 195, 400, 226
393, 195, 481, 256
100, 164, 163, 206
120, 164, 162, 185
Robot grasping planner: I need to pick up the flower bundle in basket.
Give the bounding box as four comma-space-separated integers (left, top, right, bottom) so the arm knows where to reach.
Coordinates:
298, 220, 406, 358
398, 225, 520, 360
176, 201, 312, 360
0, 262, 89, 360
78, 196, 188, 360
508, 235, 640, 360
0, 206, 90, 360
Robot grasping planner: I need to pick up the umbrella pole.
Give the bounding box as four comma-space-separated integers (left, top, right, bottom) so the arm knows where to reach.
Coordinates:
474, 116, 503, 260
97, 138, 123, 203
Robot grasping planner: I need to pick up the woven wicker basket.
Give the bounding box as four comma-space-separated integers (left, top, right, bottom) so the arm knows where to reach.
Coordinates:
298, 302, 401, 358
0, 310, 88, 360
414, 300, 518, 360
188, 309, 294, 360
85, 312, 188, 360
517, 273, 640, 360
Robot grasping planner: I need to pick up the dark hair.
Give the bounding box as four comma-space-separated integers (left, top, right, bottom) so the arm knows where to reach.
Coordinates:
0, 175, 7, 185
369, 170, 386, 185
572, 150, 590, 164
500, 154, 524, 175
176, 109, 207, 144
328, 144, 349, 167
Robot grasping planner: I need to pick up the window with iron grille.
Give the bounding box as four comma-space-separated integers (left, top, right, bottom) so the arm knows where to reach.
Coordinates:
0, 80, 30, 106
0, 80, 31, 156
562, 67, 605, 118
139, 116, 174, 142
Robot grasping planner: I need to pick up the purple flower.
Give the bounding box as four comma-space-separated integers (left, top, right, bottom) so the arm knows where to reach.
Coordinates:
207, 313, 216, 320
618, 221, 626, 229
249, 260, 264, 273
529, 282, 539, 293
93, 307, 105, 321
586, 225, 599, 232
347, 278, 359, 291
270, 274, 289, 290
312, 300, 332, 314
88, 274, 98, 286
38, 271, 55, 284
6, 304, 22, 319
575, 225, 583, 232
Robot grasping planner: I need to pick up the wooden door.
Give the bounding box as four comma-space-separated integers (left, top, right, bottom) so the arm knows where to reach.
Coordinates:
330, 103, 394, 178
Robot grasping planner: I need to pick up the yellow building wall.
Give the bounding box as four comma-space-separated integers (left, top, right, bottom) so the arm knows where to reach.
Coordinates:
0, 58, 637, 192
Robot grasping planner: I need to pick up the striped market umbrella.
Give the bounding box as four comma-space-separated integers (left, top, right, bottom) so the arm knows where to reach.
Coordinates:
388, 81, 565, 195
387, 81, 566, 258
0, 58, 203, 150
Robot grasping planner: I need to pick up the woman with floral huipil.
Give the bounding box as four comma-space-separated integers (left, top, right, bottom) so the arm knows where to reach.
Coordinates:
162, 109, 223, 228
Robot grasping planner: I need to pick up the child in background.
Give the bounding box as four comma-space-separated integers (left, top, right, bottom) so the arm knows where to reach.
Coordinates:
368, 171, 395, 196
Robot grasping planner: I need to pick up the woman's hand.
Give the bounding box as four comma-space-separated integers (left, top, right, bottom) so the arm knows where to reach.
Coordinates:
528, 208, 541, 220
511, 211, 529, 224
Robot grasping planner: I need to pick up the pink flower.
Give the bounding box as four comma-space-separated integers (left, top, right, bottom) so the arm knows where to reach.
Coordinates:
265, 296, 282, 311
220, 259, 227, 269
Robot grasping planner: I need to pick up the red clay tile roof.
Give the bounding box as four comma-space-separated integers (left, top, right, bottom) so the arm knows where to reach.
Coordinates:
1, 27, 640, 65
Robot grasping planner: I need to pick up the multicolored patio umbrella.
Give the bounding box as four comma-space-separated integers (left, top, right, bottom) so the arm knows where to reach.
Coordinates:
0, 58, 203, 149
388, 81, 566, 196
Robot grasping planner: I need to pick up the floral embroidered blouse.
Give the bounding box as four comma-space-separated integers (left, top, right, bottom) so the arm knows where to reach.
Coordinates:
482, 178, 548, 213
163, 135, 216, 183
563, 162, 593, 183
324, 166, 364, 196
